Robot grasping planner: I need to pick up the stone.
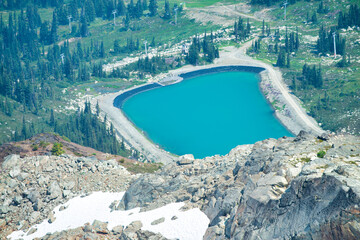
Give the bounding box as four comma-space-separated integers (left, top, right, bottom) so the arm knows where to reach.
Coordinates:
33, 200, 43, 211
0, 205, 11, 214
63, 181, 75, 190
151, 217, 165, 225
112, 225, 124, 235
63, 190, 71, 198
82, 233, 98, 240
27, 190, 40, 204
47, 181, 62, 200
48, 212, 56, 224
177, 154, 195, 165
16, 172, 29, 181
0, 219, 6, 228
29, 211, 40, 224
9, 166, 21, 178
125, 221, 143, 232
8, 179, 18, 188
12, 195, 23, 206
27, 228, 37, 235
2, 154, 20, 170
171, 216, 178, 220
92, 220, 108, 234
83, 224, 93, 233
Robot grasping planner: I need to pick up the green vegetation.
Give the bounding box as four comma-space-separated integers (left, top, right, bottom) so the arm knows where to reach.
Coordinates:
317, 150, 326, 158
0, 0, 220, 150
51, 142, 65, 156
0, 0, 359, 155
120, 160, 163, 173
301, 157, 311, 163
247, 0, 360, 135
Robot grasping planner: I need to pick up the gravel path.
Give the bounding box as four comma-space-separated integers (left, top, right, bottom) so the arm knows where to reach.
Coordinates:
98, 38, 324, 164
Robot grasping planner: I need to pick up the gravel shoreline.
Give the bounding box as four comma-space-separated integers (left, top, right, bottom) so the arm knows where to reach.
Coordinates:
97, 40, 325, 163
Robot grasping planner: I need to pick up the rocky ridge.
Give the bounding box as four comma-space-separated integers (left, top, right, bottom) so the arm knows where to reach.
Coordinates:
118, 132, 360, 239
0, 153, 135, 238
1, 132, 360, 239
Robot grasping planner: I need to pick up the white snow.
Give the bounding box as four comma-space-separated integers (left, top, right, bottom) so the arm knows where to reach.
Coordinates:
8, 192, 210, 240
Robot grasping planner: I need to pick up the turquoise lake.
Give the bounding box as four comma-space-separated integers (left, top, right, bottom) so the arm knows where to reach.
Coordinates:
122, 71, 292, 158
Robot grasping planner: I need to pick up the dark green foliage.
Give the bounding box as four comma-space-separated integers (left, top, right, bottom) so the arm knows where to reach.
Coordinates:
149, 0, 158, 16
234, 17, 251, 41
317, 0, 329, 14
80, 15, 89, 37
187, 37, 199, 65
252, 38, 261, 53
163, 0, 171, 19
276, 48, 286, 67
317, 150, 326, 158
316, 26, 346, 55
51, 142, 65, 156
311, 12, 317, 24
338, 4, 360, 29
302, 64, 323, 88
50, 11, 58, 44
124, 55, 179, 76
186, 32, 219, 66
54, 102, 129, 156
336, 54, 351, 68
84, 0, 96, 22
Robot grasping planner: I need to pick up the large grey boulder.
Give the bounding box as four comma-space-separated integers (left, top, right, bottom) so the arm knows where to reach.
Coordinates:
2, 154, 20, 170
47, 181, 62, 200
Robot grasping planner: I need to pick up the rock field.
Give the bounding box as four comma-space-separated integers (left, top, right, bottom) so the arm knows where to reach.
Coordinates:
1, 131, 360, 239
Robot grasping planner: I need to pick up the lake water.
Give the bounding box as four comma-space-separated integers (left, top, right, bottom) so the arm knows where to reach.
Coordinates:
122, 71, 292, 158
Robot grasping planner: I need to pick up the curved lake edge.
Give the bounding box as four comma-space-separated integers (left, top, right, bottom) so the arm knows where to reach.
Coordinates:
99, 43, 324, 163
113, 65, 297, 137
113, 65, 266, 109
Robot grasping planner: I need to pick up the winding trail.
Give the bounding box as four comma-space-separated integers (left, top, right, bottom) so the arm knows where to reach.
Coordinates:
98, 37, 324, 163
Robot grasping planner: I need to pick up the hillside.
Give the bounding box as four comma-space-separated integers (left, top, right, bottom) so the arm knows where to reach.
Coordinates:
1, 132, 360, 239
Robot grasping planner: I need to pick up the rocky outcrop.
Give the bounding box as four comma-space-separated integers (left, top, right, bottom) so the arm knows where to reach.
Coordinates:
2, 133, 360, 240
0, 154, 135, 238
118, 133, 360, 239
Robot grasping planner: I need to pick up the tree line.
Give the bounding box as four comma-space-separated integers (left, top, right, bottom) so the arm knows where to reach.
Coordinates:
187, 31, 219, 65
13, 101, 133, 157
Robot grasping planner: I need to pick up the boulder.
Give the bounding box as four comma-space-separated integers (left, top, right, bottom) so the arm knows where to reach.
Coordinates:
47, 181, 62, 200
9, 166, 21, 178
112, 225, 124, 235
2, 154, 20, 170
151, 217, 165, 225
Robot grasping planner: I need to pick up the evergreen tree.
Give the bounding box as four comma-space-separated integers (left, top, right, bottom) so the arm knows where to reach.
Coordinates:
276, 48, 286, 67
84, 0, 96, 22
117, 0, 127, 16
50, 11, 58, 44
50, 109, 55, 126
164, 0, 171, 19
80, 15, 89, 37
149, 0, 158, 16
311, 12, 317, 24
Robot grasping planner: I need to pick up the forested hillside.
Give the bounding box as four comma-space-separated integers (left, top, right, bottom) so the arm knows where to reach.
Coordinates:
0, 0, 217, 156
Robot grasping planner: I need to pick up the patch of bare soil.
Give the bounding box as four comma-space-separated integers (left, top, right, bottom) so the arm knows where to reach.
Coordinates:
0, 133, 134, 166
184, 3, 272, 26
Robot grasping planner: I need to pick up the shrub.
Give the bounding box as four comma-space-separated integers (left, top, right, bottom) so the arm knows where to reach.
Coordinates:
32, 144, 39, 151
39, 141, 50, 148
51, 142, 65, 156
317, 150, 326, 158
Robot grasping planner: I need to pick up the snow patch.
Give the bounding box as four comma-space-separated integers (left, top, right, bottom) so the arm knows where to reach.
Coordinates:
8, 192, 209, 240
